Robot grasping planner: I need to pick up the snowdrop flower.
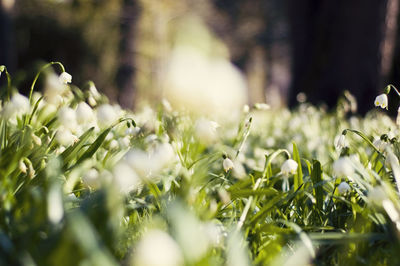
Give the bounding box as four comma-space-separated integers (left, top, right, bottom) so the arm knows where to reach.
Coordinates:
76, 102, 94, 124
96, 104, 118, 128
125, 143, 175, 181
125, 126, 140, 136
373, 138, 387, 152
109, 139, 119, 150
223, 157, 234, 172
132, 229, 183, 266
397, 106, 400, 126
337, 181, 351, 194
56, 129, 77, 146
374, 93, 388, 109
58, 107, 77, 132
332, 157, 354, 177
165, 46, 247, 121
254, 103, 270, 110
19, 160, 27, 174
368, 186, 387, 205
112, 161, 141, 194
31, 133, 42, 146
59, 72, 72, 84
334, 134, 347, 150
2, 93, 30, 119
82, 168, 100, 189
47, 185, 64, 224
44, 73, 67, 105
195, 118, 219, 144
281, 159, 298, 176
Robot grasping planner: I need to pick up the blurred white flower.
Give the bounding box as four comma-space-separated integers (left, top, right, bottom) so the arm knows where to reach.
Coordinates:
281, 159, 298, 176
254, 103, 270, 110
76, 102, 94, 125
374, 93, 388, 109
194, 118, 219, 144
337, 181, 351, 194
58, 107, 77, 132
44, 73, 67, 105
109, 139, 119, 150
223, 157, 234, 172
31, 133, 42, 146
47, 185, 64, 224
2, 93, 30, 119
126, 143, 175, 181
59, 72, 72, 84
96, 104, 118, 128
332, 157, 354, 177
373, 138, 387, 152
56, 128, 77, 146
165, 46, 247, 121
118, 136, 131, 149
19, 160, 27, 173
112, 161, 141, 194
89, 83, 101, 99
397, 106, 400, 126
334, 134, 347, 150
368, 186, 387, 205
82, 168, 101, 189
132, 229, 183, 266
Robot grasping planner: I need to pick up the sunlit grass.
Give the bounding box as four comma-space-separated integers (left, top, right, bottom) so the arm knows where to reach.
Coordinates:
1, 63, 400, 265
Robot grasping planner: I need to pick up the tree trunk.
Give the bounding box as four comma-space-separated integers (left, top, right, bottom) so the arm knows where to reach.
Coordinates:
116, 0, 139, 109
288, 0, 389, 113
0, 2, 16, 73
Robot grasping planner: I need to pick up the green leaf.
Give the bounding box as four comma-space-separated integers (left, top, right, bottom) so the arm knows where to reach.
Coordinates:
311, 159, 323, 210
59, 127, 95, 167
75, 128, 112, 166
292, 142, 303, 191
229, 188, 278, 199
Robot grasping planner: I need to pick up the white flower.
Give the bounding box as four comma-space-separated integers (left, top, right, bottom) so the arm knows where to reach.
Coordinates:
59, 72, 72, 84
19, 160, 27, 173
47, 185, 64, 224
254, 103, 270, 110
76, 102, 94, 124
368, 186, 387, 205
89, 83, 101, 99
2, 93, 30, 118
397, 106, 400, 126
112, 161, 141, 193
132, 229, 183, 266
82, 168, 100, 189
58, 107, 77, 132
126, 143, 176, 181
332, 157, 354, 177
45, 73, 67, 105
243, 104, 250, 113
334, 134, 347, 150
374, 93, 388, 109
373, 138, 387, 152
96, 104, 118, 128
31, 133, 42, 146
56, 129, 77, 146
281, 159, 298, 176
165, 46, 247, 121
337, 181, 351, 194
223, 157, 234, 172
195, 118, 219, 144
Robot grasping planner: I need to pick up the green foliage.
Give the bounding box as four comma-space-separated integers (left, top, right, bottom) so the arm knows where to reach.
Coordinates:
1, 64, 400, 265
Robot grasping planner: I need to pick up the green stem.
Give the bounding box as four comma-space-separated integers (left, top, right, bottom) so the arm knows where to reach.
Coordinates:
0, 65, 12, 101
29, 62, 65, 104
343, 129, 383, 157
386, 84, 400, 98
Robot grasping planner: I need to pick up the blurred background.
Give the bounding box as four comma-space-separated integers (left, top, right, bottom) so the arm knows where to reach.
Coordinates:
1, 0, 400, 114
